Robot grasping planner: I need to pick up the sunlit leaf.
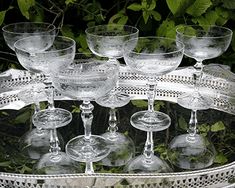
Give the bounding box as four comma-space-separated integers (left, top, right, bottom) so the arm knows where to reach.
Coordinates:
17, 0, 35, 19
151, 10, 161, 21
156, 19, 176, 38
117, 16, 128, 25
166, 0, 194, 16
127, 3, 142, 11
71, 105, 80, 113
211, 121, 226, 132
143, 10, 150, 24
186, 0, 212, 17
192, 10, 219, 26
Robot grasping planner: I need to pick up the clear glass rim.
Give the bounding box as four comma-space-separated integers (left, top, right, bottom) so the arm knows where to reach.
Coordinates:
14, 35, 76, 54
85, 24, 139, 38
176, 24, 233, 39
124, 36, 185, 56
56, 59, 118, 78
2, 22, 56, 35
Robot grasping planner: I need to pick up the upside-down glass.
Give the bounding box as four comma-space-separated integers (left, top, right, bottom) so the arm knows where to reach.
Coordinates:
2, 22, 56, 159
52, 54, 119, 174
32, 109, 81, 174
86, 24, 138, 167
168, 25, 232, 170
123, 37, 184, 173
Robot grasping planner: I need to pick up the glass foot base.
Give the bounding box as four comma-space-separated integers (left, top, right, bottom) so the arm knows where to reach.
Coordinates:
34, 152, 81, 174
66, 135, 110, 163
33, 108, 72, 129
96, 91, 130, 108
125, 154, 172, 173
168, 134, 216, 170
101, 132, 135, 167
131, 111, 171, 132
177, 92, 213, 110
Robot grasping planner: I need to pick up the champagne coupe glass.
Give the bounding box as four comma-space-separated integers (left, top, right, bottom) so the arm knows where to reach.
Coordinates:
2, 22, 56, 159
123, 37, 184, 173
14, 36, 77, 173
86, 24, 138, 167
85, 24, 138, 106
176, 25, 233, 110
52, 53, 119, 173
32, 109, 81, 174
168, 25, 233, 170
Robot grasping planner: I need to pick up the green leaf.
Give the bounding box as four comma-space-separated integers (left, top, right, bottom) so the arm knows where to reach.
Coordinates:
71, 105, 80, 113
29, 5, 44, 22
0, 10, 6, 26
214, 153, 228, 164
65, 0, 77, 5
77, 34, 88, 50
131, 100, 148, 108
150, 10, 161, 21
0, 161, 11, 167
154, 101, 165, 111
198, 123, 210, 135
108, 10, 128, 25
127, 3, 142, 11
61, 25, 75, 39
178, 116, 188, 131
215, 7, 229, 26
166, 0, 194, 16
17, 0, 35, 19
186, 0, 212, 17
143, 10, 150, 24
211, 121, 226, 132
117, 15, 128, 25
13, 110, 31, 124
222, 0, 235, 10
145, 0, 156, 11
156, 19, 176, 38
192, 10, 219, 26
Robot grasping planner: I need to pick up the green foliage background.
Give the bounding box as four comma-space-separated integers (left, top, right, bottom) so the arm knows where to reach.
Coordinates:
0, 0, 235, 71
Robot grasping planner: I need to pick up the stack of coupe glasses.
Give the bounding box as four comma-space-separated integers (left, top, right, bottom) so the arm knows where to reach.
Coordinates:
2, 22, 232, 174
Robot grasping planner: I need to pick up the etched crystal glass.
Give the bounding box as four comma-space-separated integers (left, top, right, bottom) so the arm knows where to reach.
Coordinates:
86, 25, 138, 167
168, 25, 232, 170
2, 22, 56, 159
123, 37, 184, 173
52, 53, 119, 173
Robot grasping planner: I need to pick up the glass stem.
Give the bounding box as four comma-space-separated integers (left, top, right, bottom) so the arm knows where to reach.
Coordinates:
147, 77, 156, 112
34, 102, 44, 134
193, 61, 204, 93
80, 100, 94, 140
44, 75, 55, 109
187, 110, 198, 142
85, 162, 94, 174
108, 108, 118, 135
49, 128, 61, 158
143, 131, 154, 162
